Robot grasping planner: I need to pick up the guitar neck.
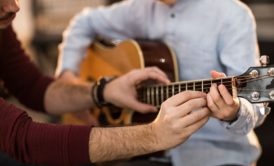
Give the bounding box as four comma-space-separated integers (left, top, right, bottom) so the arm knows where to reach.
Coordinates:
137, 77, 234, 107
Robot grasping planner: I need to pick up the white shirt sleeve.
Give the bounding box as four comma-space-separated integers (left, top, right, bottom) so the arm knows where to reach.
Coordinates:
55, 0, 148, 76
220, 98, 271, 135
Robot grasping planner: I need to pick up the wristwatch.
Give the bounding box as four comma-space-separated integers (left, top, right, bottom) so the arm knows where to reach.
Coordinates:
91, 76, 116, 107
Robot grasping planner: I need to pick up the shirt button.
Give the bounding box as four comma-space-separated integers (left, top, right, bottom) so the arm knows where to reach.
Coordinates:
170, 13, 175, 18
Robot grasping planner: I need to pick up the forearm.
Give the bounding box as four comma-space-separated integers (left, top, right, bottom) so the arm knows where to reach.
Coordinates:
44, 78, 94, 115
89, 123, 161, 162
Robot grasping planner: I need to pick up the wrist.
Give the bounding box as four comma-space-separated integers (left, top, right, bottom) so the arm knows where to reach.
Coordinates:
91, 77, 115, 107
150, 122, 165, 151
222, 109, 239, 124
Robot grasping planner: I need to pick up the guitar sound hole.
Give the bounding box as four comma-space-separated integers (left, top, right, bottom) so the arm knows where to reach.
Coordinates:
132, 112, 158, 124
99, 106, 123, 125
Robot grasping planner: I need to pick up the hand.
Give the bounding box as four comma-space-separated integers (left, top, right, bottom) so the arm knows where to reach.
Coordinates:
104, 67, 170, 113
152, 91, 209, 149
207, 70, 240, 121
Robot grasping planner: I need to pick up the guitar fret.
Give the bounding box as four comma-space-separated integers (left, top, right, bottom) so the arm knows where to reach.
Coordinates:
202, 81, 204, 92
141, 88, 145, 103
172, 84, 175, 96
161, 85, 164, 105
166, 85, 169, 99
206, 80, 212, 93
151, 87, 155, 106
163, 86, 166, 101
193, 82, 195, 91
186, 83, 188, 90
156, 86, 159, 107
178, 83, 181, 92
174, 84, 180, 95
147, 87, 150, 105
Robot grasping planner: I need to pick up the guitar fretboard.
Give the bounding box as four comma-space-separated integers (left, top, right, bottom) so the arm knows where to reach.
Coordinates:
137, 77, 233, 107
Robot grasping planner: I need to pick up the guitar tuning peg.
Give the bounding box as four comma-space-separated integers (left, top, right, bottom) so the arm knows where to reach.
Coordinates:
260, 55, 270, 67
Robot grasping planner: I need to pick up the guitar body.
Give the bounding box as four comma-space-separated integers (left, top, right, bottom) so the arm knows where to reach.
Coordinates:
62, 39, 179, 126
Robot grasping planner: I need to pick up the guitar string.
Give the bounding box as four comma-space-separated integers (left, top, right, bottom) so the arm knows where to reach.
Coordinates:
138, 74, 274, 102
143, 88, 273, 97
139, 87, 273, 105
146, 74, 272, 89
138, 75, 273, 94
138, 88, 272, 105
143, 77, 257, 90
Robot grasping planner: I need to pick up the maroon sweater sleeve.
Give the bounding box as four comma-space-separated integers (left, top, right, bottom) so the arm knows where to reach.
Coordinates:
0, 98, 91, 165
0, 26, 52, 112
0, 27, 92, 165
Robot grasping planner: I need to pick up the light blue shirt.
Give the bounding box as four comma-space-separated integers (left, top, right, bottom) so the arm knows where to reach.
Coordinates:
57, 0, 270, 165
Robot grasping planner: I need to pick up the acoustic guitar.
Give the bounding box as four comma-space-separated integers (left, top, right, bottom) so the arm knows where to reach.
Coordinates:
62, 39, 274, 126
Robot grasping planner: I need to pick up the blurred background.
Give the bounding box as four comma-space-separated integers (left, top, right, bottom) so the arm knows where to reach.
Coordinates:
11, 0, 274, 165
